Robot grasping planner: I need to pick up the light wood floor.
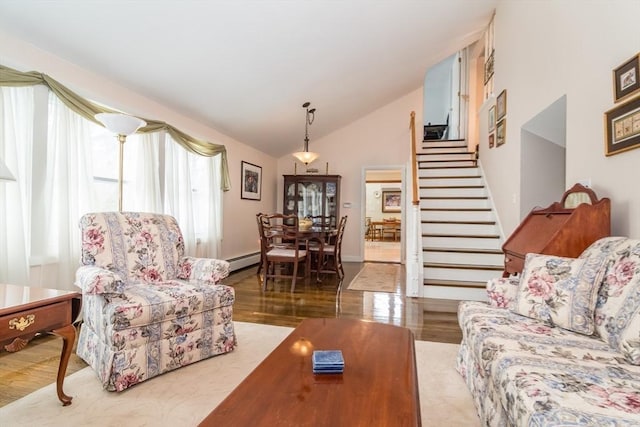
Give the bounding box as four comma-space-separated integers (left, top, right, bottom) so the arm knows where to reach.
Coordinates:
0, 261, 462, 407
364, 240, 401, 263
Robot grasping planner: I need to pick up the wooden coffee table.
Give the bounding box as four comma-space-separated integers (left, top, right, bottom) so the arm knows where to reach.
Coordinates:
199, 318, 421, 426
0, 284, 81, 406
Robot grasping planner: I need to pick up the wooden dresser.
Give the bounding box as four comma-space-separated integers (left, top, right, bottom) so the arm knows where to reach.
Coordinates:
501, 184, 611, 277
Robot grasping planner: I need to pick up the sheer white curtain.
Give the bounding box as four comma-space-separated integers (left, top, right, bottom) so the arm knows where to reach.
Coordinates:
164, 135, 197, 255
202, 154, 223, 258
0, 87, 33, 284
164, 135, 223, 258
43, 94, 96, 290
132, 132, 162, 213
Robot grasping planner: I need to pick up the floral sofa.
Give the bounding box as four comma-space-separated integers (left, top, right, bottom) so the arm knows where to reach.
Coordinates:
75, 212, 236, 391
456, 237, 640, 426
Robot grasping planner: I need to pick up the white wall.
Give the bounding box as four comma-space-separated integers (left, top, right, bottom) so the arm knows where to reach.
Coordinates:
423, 54, 455, 125
277, 88, 423, 261
0, 30, 278, 262
480, 0, 640, 237
365, 182, 402, 221
520, 130, 565, 216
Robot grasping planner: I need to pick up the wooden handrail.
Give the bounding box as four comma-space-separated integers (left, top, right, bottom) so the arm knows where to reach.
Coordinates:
409, 111, 419, 205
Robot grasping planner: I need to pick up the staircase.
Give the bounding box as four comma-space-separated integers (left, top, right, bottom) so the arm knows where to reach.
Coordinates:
417, 139, 503, 300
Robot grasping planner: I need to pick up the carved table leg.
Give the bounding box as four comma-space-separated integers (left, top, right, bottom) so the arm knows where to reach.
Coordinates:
50, 324, 76, 406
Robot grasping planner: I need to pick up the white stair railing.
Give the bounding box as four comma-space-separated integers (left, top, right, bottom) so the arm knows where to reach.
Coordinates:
405, 111, 423, 297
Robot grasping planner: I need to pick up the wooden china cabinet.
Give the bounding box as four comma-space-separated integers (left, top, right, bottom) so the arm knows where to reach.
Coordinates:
283, 175, 341, 227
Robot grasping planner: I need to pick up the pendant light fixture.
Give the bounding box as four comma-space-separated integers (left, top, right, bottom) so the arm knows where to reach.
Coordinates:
292, 102, 319, 165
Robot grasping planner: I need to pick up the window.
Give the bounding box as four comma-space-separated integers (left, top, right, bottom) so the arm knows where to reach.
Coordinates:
0, 86, 223, 288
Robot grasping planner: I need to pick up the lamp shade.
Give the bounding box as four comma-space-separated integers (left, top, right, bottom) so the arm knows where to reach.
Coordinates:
292, 150, 319, 165
0, 157, 16, 181
95, 113, 146, 136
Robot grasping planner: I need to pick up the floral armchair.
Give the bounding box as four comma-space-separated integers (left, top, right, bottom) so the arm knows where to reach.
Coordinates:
75, 212, 236, 391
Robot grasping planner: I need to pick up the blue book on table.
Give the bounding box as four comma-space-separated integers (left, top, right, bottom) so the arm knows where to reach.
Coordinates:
312, 350, 344, 369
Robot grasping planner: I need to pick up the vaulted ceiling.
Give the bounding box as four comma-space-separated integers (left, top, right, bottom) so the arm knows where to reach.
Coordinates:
0, 0, 496, 157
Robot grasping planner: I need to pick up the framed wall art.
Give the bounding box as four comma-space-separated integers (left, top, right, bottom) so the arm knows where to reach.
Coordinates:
488, 105, 496, 132
496, 119, 506, 147
613, 53, 640, 103
488, 133, 495, 148
240, 161, 262, 200
381, 190, 401, 213
496, 89, 507, 121
604, 95, 640, 156
484, 49, 495, 84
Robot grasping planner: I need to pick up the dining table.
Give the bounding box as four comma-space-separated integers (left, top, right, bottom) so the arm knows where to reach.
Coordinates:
369, 220, 401, 241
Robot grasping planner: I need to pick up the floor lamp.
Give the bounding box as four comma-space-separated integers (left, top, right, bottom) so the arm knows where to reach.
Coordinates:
95, 113, 147, 212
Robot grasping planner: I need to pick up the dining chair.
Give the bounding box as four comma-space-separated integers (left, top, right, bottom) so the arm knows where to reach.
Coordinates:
255, 213, 271, 275
381, 219, 398, 241
256, 213, 308, 292
309, 215, 347, 281
366, 217, 381, 241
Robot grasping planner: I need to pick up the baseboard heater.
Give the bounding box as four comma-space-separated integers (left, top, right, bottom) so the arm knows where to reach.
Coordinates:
226, 252, 260, 272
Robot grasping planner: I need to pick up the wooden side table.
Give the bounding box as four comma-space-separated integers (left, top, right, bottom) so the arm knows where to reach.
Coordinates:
0, 284, 81, 406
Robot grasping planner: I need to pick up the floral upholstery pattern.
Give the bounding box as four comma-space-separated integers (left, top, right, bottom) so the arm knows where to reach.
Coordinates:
75, 212, 236, 391
457, 236, 640, 426
457, 302, 640, 426
487, 276, 520, 309
514, 253, 608, 334
177, 256, 230, 285
75, 265, 126, 295
593, 238, 640, 365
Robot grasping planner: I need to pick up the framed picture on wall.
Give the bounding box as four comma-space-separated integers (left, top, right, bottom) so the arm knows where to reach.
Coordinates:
604, 95, 640, 156
240, 161, 262, 200
613, 53, 640, 103
381, 190, 401, 213
488, 133, 495, 148
496, 89, 507, 121
488, 105, 496, 132
496, 119, 506, 147
484, 49, 495, 84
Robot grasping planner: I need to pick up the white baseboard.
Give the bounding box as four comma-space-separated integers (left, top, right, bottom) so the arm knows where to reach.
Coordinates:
227, 252, 260, 272
423, 285, 487, 302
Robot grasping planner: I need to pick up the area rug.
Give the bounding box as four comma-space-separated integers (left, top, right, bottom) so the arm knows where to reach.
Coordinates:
346, 262, 400, 292
0, 321, 479, 426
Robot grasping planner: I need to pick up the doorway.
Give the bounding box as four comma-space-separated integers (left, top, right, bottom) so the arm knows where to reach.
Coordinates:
363, 168, 402, 263
520, 95, 567, 216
